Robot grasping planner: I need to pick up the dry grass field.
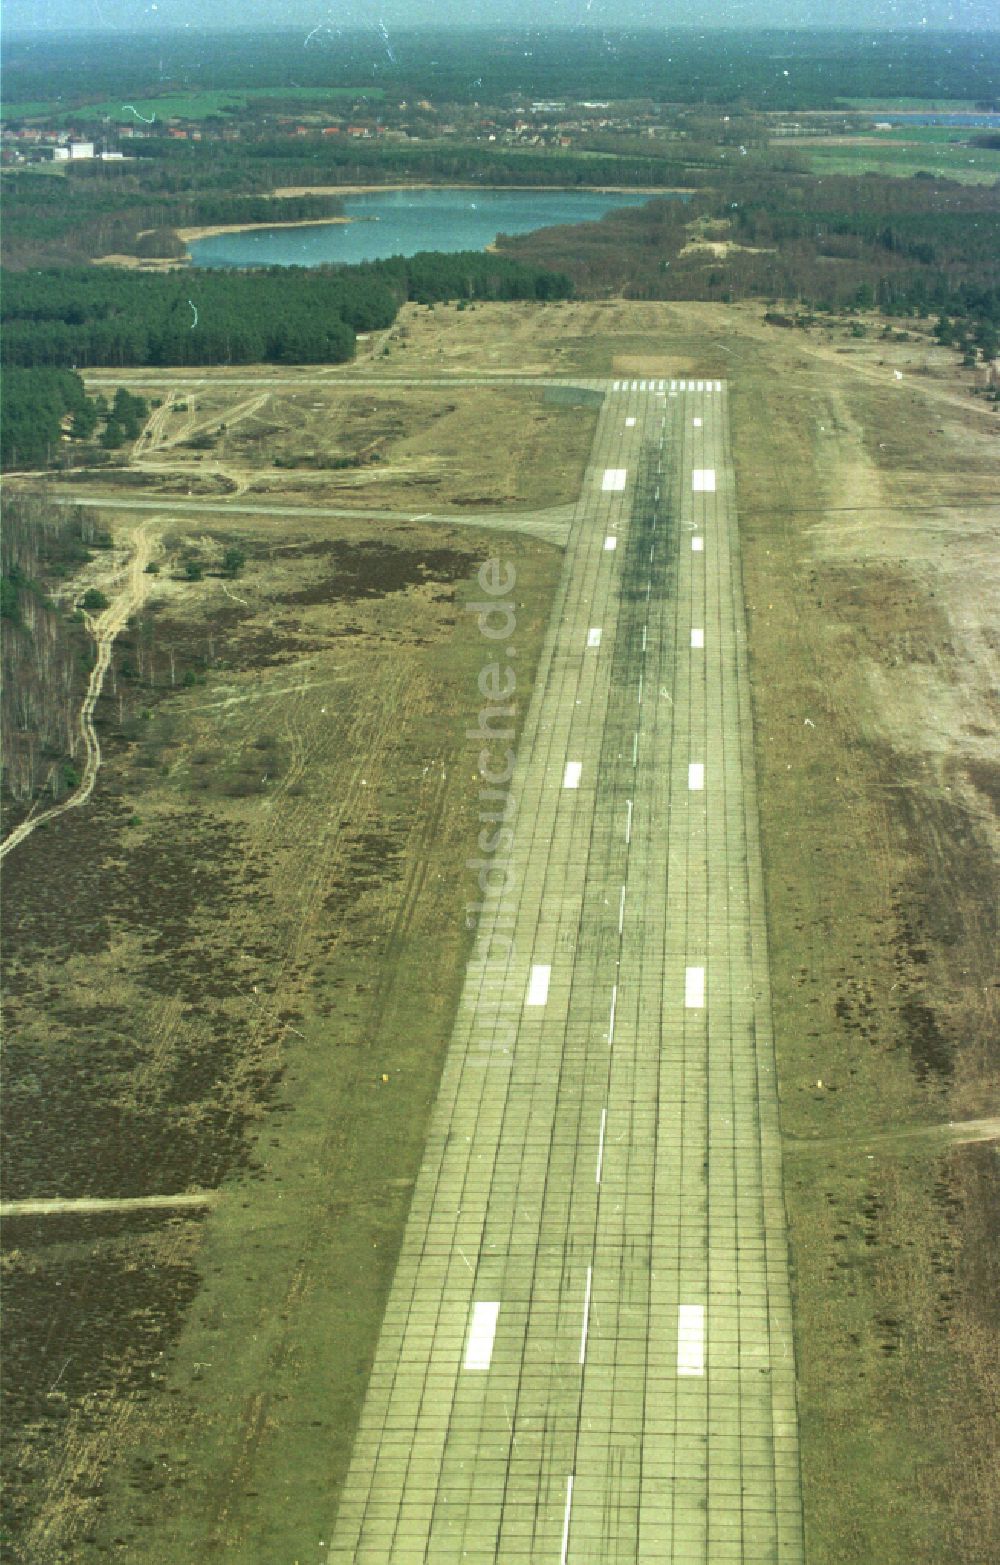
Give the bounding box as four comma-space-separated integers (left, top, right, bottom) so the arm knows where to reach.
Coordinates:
3, 298, 997, 1563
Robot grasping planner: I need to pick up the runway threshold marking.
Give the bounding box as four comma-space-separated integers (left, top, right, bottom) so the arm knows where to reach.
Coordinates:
464, 1302, 500, 1371
526, 965, 551, 1007
602, 468, 627, 492
685, 966, 705, 1009
677, 1304, 706, 1376
604, 536, 618, 552
688, 763, 705, 791
692, 468, 716, 492
587, 627, 602, 648
692, 536, 704, 553
579, 1266, 593, 1364
563, 761, 582, 789
691, 627, 705, 649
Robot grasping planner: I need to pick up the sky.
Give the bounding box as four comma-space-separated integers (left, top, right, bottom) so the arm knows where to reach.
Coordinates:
3, 0, 999, 34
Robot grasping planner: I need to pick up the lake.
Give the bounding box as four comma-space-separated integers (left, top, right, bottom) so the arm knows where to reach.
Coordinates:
188, 187, 667, 269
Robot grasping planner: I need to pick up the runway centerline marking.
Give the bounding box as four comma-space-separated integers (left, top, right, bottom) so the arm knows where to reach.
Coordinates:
625, 799, 633, 844
587, 627, 602, 648
464, 1302, 500, 1371
691, 627, 705, 649
602, 468, 627, 492
526, 964, 551, 1007
677, 1304, 706, 1377
561, 1476, 574, 1565
608, 984, 618, 1045
692, 536, 705, 553
563, 761, 582, 790
692, 468, 716, 492
618, 884, 626, 934
688, 762, 705, 791
604, 536, 618, 552
596, 1107, 607, 1185
579, 1267, 593, 1365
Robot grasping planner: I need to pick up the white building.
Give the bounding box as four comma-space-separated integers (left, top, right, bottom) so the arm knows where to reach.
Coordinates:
68, 141, 95, 159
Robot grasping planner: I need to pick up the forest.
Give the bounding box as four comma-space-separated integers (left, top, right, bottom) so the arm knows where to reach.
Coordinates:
0, 175, 350, 270
0, 251, 570, 378
500, 173, 1000, 331
3, 28, 997, 114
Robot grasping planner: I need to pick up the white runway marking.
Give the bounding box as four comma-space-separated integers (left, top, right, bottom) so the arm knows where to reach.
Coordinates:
688, 763, 705, 791
526, 965, 551, 1007
625, 416, 636, 427
587, 627, 602, 648
691, 627, 705, 649
602, 469, 627, 492
579, 1266, 593, 1364
692, 536, 704, 552
608, 984, 618, 1044
464, 1302, 500, 1370
561, 1476, 575, 1565
604, 536, 618, 552
596, 1108, 607, 1185
642, 625, 647, 652
685, 966, 705, 1009
632, 732, 638, 766
637, 671, 644, 705
692, 468, 716, 492
618, 884, 626, 933
563, 761, 582, 790
677, 1305, 705, 1376
693, 417, 703, 428
625, 799, 633, 844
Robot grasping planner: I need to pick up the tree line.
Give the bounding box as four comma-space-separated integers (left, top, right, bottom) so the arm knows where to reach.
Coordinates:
0, 495, 107, 812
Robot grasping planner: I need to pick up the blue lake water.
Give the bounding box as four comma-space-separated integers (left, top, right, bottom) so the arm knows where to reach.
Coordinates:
188, 187, 665, 269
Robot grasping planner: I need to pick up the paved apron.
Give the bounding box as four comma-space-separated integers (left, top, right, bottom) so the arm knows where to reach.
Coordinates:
329, 379, 804, 1563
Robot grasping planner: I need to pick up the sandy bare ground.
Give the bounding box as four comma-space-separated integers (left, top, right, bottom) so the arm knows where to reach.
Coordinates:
0, 523, 159, 863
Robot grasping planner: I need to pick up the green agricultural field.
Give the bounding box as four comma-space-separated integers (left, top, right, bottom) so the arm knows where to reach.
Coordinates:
0, 86, 384, 124
836, 97, 983, 110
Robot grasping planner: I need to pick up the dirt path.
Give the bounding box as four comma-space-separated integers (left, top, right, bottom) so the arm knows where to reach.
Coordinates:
0, 524, 160, 864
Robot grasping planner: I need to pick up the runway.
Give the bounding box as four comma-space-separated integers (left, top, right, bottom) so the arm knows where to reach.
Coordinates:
328, 378, 804, 1562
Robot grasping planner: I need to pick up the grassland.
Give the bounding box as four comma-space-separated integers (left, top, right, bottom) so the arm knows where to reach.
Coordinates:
796, 137, 1000, 183
68, 374, 599, 516
3, 300, 997, 1563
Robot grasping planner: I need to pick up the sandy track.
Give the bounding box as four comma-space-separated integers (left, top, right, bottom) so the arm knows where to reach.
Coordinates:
0, 1193, 217, 1218
0, 524, 159, 863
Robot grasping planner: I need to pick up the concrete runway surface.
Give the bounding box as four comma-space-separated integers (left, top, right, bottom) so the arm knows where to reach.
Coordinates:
322, 375, 806, 1561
